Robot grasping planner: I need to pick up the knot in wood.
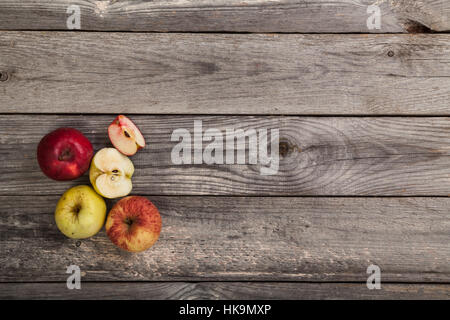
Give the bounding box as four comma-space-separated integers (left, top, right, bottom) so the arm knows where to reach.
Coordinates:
0, 71, 9, 82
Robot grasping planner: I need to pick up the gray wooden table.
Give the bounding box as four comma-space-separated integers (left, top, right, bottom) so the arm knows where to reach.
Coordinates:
0, 0, 449, 300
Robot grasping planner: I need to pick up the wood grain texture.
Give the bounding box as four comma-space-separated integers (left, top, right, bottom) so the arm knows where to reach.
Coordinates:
1, 196, 449, 282
1, 282, 449, 300
0, 115, 449, 196
0, 0, 448, 32
1, 32, 450, 115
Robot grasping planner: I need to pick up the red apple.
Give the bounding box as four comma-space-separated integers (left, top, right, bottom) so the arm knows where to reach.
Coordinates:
37, 128, 93, 181
108, 115, 145, 156
106, 196, 162, 252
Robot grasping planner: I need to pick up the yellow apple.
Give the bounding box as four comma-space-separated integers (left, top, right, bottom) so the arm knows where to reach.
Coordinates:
55, 185, 107, 239
89, 148, 134, 199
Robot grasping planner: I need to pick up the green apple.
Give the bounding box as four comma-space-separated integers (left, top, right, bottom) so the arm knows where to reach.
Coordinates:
89, 148, 134, 199
55, 185, 107, 239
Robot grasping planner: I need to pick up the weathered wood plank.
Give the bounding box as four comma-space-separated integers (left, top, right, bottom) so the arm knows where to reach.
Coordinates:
0, 115, 448, 196
1, 32, 450, 115
1, 196, 449, 282
1, 282, 449, 300
0, 0, 448, 33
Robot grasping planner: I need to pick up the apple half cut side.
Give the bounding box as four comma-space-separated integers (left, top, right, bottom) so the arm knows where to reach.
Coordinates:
108, 115, 145, 156
89, 148, 134, 199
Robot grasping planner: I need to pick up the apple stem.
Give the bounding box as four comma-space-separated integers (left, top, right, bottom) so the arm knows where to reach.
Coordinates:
58, 148, 73, 161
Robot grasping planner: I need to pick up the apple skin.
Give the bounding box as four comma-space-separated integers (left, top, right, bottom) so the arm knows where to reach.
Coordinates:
37, 128, 93, 181
106, 196, 162, 252
55, 185, 107, 239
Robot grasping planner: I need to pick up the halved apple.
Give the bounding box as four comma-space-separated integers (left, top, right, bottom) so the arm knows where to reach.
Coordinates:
89, 148, 134, 199
108, 115, 145, 156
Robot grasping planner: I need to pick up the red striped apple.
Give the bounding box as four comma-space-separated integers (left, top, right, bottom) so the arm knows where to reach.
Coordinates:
108, 115, 145, 156
106, 196, 162, 252
37, 128, 93, 181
